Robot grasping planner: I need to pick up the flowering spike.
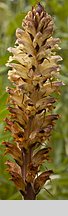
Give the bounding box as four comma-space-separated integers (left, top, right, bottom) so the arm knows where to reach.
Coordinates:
4, 3, 63, 200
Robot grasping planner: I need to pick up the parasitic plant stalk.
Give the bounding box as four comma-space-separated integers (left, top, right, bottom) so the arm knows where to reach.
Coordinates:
3, 3, 63, 200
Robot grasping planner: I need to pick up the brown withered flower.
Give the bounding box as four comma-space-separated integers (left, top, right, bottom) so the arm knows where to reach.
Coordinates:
3, 3, 63, 200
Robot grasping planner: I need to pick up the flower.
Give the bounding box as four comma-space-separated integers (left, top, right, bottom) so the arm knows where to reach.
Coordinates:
4, 3, 63, 200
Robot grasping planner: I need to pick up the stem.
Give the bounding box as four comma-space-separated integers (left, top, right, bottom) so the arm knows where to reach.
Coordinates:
24, 183, 36, 200
21, 147, 36, 200
21, 147, 32, 179
21, 148, 26, 182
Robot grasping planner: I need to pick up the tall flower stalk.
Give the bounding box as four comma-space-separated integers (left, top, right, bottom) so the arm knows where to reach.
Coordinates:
3, 3, 63, 200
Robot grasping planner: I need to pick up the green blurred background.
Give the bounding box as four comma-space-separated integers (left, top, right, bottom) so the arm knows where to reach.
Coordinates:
0, 0, 68, 200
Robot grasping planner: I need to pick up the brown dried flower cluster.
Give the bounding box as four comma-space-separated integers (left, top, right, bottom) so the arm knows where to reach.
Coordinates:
3, 3, 63, 199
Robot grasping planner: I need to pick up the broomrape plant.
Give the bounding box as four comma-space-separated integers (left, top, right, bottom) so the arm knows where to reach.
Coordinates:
3, 3, 63, 200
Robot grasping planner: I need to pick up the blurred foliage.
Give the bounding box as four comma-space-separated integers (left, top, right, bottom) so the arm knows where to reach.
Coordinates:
0, 0, 68, 200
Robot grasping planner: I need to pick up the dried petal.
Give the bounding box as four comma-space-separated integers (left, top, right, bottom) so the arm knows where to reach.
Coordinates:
34, 170, 53, 194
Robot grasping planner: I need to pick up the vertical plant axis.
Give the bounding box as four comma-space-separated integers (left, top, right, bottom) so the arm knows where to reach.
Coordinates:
3, 3, 63, 200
